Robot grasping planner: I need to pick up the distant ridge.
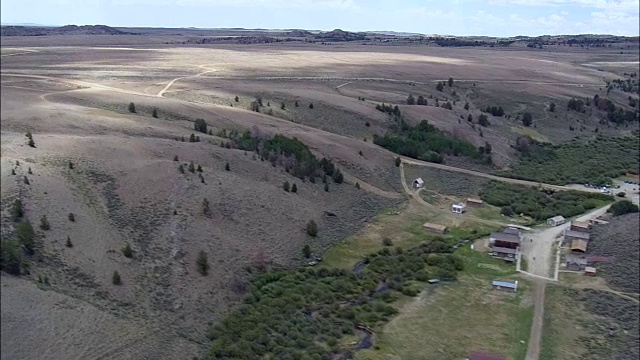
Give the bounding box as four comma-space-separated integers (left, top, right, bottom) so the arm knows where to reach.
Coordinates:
0, 24, 132, 36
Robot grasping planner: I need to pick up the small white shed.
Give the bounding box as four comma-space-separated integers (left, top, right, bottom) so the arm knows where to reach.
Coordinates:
451, 203, 466, 214
547, 215, 566, 227
412, 178, 425, 188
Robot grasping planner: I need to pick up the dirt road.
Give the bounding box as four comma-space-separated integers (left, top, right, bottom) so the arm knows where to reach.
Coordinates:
399, 158, 600, 194
523, 204, 610, 360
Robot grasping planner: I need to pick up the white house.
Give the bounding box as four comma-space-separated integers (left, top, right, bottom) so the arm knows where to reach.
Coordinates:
451, 203, 466, 214
412, 178, 424, 188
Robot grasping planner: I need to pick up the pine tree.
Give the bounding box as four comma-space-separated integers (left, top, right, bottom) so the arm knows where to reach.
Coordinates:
291, 183, 297, 193
112, 271, 122, 285
28, 138, 35, 148
234, 96, 239, 102
122, 243, 133, 258
202, 198, 210, 215
280, 102, 286, 110
283, 181, 290, 192
178, 164, 185, 173
28, 167, 32, 174
302, 244, 311, 258
464, 102, 470, 110
128, 102, 136, 113
23, 176, 30, 185
152, 108, 158, 118
196, 251, 209, 276
324, 183, 329, 192
197, 164, 203, 172
407, 94, 415, 105
355, 182, 361, 189
395, 157, 401, 167
39, 215, 50, 230
68, 213, 75, 222
225, 163, 230, 171
295, 100, 299, 107
68, 161, 74, 169
188, 161, 195, 173
11, 168, 15, 175
173, 155, 179, 161
448, 77, 454, 87
66, 236, 73, 248
306, 220, 318, 237
309, 103, 314, 109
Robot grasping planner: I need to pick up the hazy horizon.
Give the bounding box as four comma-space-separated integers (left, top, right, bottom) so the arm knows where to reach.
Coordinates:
1, 0, 639, 38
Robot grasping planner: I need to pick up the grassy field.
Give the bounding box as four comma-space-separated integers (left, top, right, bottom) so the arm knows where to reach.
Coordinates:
511, 126, 551, 143
356, 247, 532, 360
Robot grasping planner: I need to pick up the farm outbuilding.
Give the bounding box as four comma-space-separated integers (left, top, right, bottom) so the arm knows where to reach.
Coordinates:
570, 220, 590, 233
423, 222, 448, 234
451, 203, 466, 214
547, 215, 566, 227
491, 279, 518, 292
412, 178, 424, 188
584, 266, 597, 276
466, 198, 484, 207
490, 231, 522, 249
468, 352, 507, 360
564, 229, 590, 243
570, 239, 588, 253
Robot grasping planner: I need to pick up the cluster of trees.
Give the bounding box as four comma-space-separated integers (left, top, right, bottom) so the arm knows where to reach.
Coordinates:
521, 112, 533, 127
480, 181, 613, 221
220, 130, 343, 183
194, 118, 208, 134
373, 120, 490, 164
406, 94, 428, 106
484, 105, 504, 117
375, 103, 401, 117
208, 237, 462, 359
611, 78, 639, 94
607, 200, 639, 216
1, 200, 36, 275
567, 98, 586, 112
499, 135, 640, 186
478, 114, 490, 127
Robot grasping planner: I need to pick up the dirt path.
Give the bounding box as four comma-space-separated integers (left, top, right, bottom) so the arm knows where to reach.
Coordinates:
526, 281, 546, 360
156, 67, 217, 97
522, 205, 610, 360
399, 157, 600, 194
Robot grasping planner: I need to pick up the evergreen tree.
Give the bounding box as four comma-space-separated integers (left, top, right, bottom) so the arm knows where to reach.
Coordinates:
280, 102, 286, 110
68, 213, 75, 222
188, 161, 195, 173
522, 112, 533, 127
197, 164, 203, 172
128, 102, 136, 113
225, 163, 230, 171
309, 103, 314, 109
202, 198, 210, 215
395, 157, 401, 167
464, 102, 470, 110
295, 100, 299, 107
174, 155, 179, 161
302, 244, 311, 258
10, 199, 23, 222
112, 271, 122, 285
197, 251, 209, 276
306, 220, 318, 237
407, 94, 416, 105
436, 82, 444, 91
152, 108, 158, 118
39, 215, 50, 230
122, 243, 133, 258
234, 96, 239, 102
66, 236, 73, 248
283, 181, 290, 192
291, 183, 297, 193
178, 164, 185, 173
448, 77, 454, 87
355, 182, 361, 189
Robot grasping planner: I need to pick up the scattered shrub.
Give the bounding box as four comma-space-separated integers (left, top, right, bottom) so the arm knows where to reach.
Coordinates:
225, 163, 230, 171
65, 236, 73, 248
68, 213, 75, 222
128, 102, 136, 113
23, 176, 30, 185
202, 198, 210, 215
355, 182, 361, 189
174, 155, 179, 161
309, 103, 314, 109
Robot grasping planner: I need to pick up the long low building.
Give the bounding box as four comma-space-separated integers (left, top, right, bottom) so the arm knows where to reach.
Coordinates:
564, 229, 590, 242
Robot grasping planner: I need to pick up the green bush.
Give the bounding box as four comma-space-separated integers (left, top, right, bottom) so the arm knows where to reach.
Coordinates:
122, 243, 133, 258
374, 120, 488, 164
499, 135, 639, 186
1, 239, 22, 275
481, 181, 612, 221
608, 200, 639, 216
306, 220, 318, 237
